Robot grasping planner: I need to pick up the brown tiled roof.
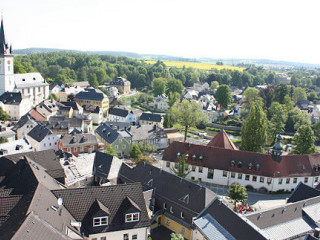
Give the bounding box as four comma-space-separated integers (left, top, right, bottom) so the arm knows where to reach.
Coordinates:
28, 109, 46, 121
207, 130, 238, 150
163, 141, 320, 178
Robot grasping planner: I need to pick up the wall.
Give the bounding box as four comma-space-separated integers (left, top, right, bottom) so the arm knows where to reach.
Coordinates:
158, 215, 192, 240
88, 227, 148, 240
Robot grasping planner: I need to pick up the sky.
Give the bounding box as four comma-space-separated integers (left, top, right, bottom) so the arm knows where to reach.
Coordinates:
2, 0, 320, 64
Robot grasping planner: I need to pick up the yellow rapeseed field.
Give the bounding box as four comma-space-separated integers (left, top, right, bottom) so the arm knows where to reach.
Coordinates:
144, 60, 244, 71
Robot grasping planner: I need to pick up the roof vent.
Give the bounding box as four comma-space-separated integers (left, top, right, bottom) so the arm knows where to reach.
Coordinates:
107, 132, 111, 137
57, 198, 63, 206
22, 78, 25, 81
179, 194, 189, 204
33, 77, 36, 80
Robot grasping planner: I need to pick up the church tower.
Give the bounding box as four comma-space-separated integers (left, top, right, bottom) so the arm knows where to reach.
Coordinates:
0, 17, 15, 95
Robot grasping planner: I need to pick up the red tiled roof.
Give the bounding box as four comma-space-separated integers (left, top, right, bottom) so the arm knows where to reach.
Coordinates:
28, 109, 46, 121
207, 130, 238, 150
162, 141, 320, 177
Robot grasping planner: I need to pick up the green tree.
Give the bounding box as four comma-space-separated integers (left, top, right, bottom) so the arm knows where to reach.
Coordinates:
163, 113, 174, 128
240, 102, 268, 153
0, 107, 9, 121
168, 92, 180, 107
285, 109, 311, 132
243, 87, 263, 109
210, 81, 219, 89
138, 141, 157, 153
268, 104, 287, 144
152, 78, 166, 96
228, 183, 248, 211
104, 145, 118, 156
171, 233, 184, 240
273, 83, 288, 104
312, 121, 320, 141
88, 72, 99, 88
292, 125, 317, 154
171, 154, 191, 178
292, 87, 307, 103
0, 137, 8, 144
308, 91, 318, 103
130, 144, 142, 159
166, 78, 184, 95
48, 93, 58, 101
171, 99, 208, 141
215, 84, 232, 109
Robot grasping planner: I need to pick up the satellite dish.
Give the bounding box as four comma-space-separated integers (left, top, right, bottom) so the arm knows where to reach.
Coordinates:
57, 198, 63, 206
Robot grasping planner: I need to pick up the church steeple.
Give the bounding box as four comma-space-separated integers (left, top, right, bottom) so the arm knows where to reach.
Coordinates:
0, 16, 11, 55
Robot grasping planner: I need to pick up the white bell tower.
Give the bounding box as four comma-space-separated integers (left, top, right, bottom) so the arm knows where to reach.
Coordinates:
0, 17, 15, 95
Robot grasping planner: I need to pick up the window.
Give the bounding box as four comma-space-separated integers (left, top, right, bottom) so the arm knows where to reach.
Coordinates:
260, 177, 265, 183
286, 178, 290, 184
80, 146, 84, 152
44, 143, 46, 147
223, 171, 227, 177
132, 235, 137, 240
74, 147, 77, 152
93, 216, 108, 227
238, 173, 243, 179
67, 148, 71, 152
293, 178, 297, 183
304, 177, 308, 183
278, 178, 283, 184
267, 178, 272, 184
122, 145, 126, 150
101, 237, 106, 240
125, 213, 139, 222
166, 219, 170, 226
181, 212, 184, 219
170, 207, 173, 213
252, 176, 257, 182
166, 162, 170, 168
92, 238, 97, 240
191, 177, 195, 180
181, 227, 185, 234
245, 175, 250, 181
231, 172, 235, 178
199, 178, 202, 182
207, 169, 214, 179
316, 177, 319, 182
123, 234, 129, 240
199, 167, 203, 173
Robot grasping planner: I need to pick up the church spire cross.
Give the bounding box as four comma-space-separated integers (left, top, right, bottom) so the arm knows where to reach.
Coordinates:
0, 16, 10, 55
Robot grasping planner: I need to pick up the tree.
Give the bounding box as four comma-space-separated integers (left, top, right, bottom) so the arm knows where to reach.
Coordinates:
210, 81, 219, 89
138, 141, 157, 153
313, 121, 320, 141
171, 99, 208, 141
135, 155, 153, 165
166, 78, 184, 95
268, 104, 287, 144
308, 91, 318, 103
0, 107, 9, 121
171, 233, 184, 240
243, 87, 263, 109
228, 183, 248, 211
163, 113, 174, 128
49, 93, 58, 101
215, 85, 232, 109
171, 154, 191, 178
273, 83, 288, 104
130, 144, 142, 159
240, 102, 268, 153
292, 87, 307, 103
104, 145, 118, 156
285, 108, 311, 132
292, 125, 317, 154
152, 78, 166, 96
168, 92, 180, 107
0, 137, 8, 144
88, 72, 99, 88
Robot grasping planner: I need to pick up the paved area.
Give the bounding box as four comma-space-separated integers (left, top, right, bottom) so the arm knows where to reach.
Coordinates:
150, 226, 173, 240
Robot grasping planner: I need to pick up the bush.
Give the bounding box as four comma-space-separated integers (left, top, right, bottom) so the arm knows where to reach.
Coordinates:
135, 155, 153, 165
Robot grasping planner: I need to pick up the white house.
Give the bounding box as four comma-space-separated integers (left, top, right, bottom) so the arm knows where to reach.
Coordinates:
198, 94, 215, 109
83, 105, 103, 125
12, 114, 38, 139
0, 91, 32, 120
184, 90, 199, 100
49, 83, 63, 94
192, 82, 210, 92
162, 132, 320, 193
26, 124, 60, 151
0, 138, 33, 156
108, 107, 137, 125
150, 94, 169, 111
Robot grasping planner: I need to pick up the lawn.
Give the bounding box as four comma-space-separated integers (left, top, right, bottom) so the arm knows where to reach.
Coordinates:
144, 60, 244, 71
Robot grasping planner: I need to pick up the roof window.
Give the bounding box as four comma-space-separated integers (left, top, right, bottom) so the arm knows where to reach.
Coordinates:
238, 161, 242, 168
93, 216, 108, 227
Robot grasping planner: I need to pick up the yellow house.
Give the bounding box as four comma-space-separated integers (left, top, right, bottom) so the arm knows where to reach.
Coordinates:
74, 88, 109, 114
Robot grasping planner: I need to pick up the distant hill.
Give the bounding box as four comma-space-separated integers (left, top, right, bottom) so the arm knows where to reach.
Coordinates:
14, 48, 320, 69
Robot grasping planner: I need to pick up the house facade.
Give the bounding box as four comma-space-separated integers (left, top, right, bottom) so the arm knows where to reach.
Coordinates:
75, 88, 109, 113
26, 124, 60, 151
139, 113, 163, 127
12, 114, 38, 139
150, 94, 169, 111
108, 107, 137, 125
0, 92, 31, 120
110, 77, 131, 94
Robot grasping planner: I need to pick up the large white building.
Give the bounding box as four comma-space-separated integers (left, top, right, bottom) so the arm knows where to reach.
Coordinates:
162, 131, 320, 193
0, 19, 49, 105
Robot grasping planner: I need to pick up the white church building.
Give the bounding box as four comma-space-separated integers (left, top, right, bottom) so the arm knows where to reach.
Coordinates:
0, 18, 49, 106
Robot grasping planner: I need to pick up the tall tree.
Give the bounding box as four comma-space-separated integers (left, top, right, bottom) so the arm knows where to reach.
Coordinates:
273, 83, 288, 104
243, 87, 263, 109
215, 84, 232, 109
168, 91, 180, 107
171, 154, 191, 178
171, 99, 208, 141
166, 78, 184, 95
0, 107, 9, 121
228, 183, 248, 211
240, 102, 268, 153
292, 125, 317, 154
268, 104, 287, 143
292, 87, 307, 103
152, 78, 166, 96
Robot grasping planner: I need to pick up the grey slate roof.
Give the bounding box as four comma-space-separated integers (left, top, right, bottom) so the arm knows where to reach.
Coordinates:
110, 77, 130, 86
92, 151, 114, 179
51, 183, 150, 235
109, 107, 129, 117
118, 163, 216, 226
27, 124, 52, 142
82, 104, 100, 113
196, 198, 267, 240
60, 101, 82, 111
104, 121, 130, 130
287, 182, 320, 203
0, 92, 23, 105
95, 123, 120, 144
12, 114, 36, 131
129, 124, 167, 142
140, 113, 162, 122
75, 89, 105, 101
60, 133, 97, 147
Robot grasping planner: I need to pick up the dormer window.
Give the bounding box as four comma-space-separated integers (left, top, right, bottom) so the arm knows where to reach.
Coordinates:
248, 163, 253, 170
256, 164, 260, 171
230, 160, 235, 167
199, 155, 203, 162
177, 152, 181, 157
125, 212, 140, 223
192, 154, 196, 161
93, 216, 108, 227
238, 161, 242, 168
